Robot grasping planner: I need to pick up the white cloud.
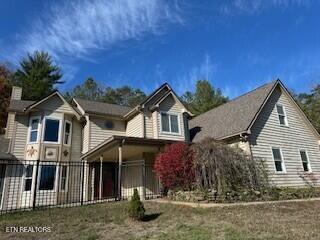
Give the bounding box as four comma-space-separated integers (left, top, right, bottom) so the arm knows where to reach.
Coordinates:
221, 0, 309, 15
7, 0, 181, 62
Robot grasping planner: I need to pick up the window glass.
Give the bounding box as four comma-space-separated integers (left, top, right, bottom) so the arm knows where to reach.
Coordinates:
24, 165, 33, 191
64, 121, 71, 145
31, 119, 39, 130
29, 118, 39, 142
60, 166, 67, 191
276, 105, 284, 115
161, 113, 170, 132
272, 148, 284, 172
170, 115, 179, 133
44, 119, 60, 142
276, 104, 288, 126
300, 150, 310, 172
39, 165, 56, 190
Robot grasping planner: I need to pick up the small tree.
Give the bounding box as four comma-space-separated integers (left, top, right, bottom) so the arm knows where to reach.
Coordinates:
154, 143, 194, 191
128, 189, 145, 221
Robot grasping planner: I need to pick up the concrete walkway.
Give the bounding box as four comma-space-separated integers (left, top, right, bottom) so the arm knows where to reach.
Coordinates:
150, 197, 320, 208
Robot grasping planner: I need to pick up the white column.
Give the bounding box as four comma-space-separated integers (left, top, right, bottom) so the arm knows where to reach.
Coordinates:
99, 156, 103, 200
118, 144, 122, 200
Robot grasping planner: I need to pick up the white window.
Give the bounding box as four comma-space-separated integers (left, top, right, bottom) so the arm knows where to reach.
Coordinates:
60, 165, 68, 191
28, 117, 40, 143
299, 150, 311, 172
272, 147, 286, 173
160, 112, 180, 134
43, 118, 60, 143
64, 121, 72, 145
276, 104, 288, 126
23, 165, 33, 191
39, 165, 56, 190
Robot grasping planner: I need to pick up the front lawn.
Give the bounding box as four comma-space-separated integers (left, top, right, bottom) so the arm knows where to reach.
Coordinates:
0, 200, 319, 240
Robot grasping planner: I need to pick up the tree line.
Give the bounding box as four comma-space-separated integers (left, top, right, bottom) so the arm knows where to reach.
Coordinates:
0, 51, 319, 134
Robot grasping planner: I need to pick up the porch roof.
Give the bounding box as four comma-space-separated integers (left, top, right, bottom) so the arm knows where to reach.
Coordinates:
81, 135, 178, 161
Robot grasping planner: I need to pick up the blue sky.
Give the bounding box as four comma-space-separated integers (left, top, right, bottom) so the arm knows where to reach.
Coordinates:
1, 0, 320, 98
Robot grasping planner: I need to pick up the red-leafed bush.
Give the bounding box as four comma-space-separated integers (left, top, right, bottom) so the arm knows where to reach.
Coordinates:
154, 143, 194, 190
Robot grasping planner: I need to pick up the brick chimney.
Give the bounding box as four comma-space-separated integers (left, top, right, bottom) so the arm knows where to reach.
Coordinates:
11, 86, 22, 100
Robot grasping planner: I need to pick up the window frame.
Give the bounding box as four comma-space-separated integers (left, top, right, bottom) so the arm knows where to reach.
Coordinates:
299, 149, 312, 172
271, 146, 286, 173
42, 117, 62, 144
276, 104, 289, 127
63, 120, 72, 146
38, 165, 57, 191
59, 165, 69, 192
27, 116, 41, 144
22, 165, 33, 192
159, 111, 181, 135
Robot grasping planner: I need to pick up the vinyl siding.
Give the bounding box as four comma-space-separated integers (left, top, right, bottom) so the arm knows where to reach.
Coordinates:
70, 120, 82, 161
90, 116, 126, 149
144, 111, 153, 138
5, 112, 15, 139
11, 115, 28, 159
82, 116, 90, 154
126, 113, 143, 138
36, 95, 74, 114
249, 86, 320, 186
157, 95, 185, 141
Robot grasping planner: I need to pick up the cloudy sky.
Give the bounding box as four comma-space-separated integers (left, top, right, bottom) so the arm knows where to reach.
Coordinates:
1, 0, 319, 97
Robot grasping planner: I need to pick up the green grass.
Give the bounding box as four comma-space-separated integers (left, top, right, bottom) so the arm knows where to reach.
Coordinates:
0, 200, 320, 239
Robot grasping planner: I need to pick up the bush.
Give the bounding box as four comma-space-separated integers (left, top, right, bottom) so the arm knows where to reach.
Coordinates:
128, 189, 145, 221
154, 143, 194, 191
192, 138, 270, 195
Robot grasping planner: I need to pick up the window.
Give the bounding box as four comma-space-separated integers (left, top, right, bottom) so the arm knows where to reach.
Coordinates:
60, 166, 68, 191
29, 117, 40, 143
272, 147, 285, 172
39, 165, 56, 190
160, 113, 180, 134
43, 118, 60, 143
24, 165, 33, 191
276, 104, 288, 126
64, 121, 72, 145
300, 150, 311, 172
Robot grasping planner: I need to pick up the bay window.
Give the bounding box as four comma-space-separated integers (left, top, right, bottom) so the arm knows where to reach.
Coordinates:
43, 118, 60, 143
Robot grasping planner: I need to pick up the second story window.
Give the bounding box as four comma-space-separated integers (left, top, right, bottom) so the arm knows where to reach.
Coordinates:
43, 118, 60, 143
160, 112, 180, 134
64, 121, 72, 145
276, 104, 288, 126
29, 116, 40, 143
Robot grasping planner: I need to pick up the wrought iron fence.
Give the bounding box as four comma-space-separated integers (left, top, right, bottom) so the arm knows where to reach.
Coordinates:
0, 159, 160, 214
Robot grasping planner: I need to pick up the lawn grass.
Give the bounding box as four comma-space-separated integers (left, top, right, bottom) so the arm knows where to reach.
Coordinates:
0, 200, 319, 240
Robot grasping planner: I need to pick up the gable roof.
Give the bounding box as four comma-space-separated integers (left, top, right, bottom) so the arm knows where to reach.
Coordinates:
73, 98, 132, 118
190, 80, 278, 141
8, 99, 35, 112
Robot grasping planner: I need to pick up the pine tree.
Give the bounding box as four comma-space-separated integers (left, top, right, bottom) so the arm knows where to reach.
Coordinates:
128, 189, 145, 221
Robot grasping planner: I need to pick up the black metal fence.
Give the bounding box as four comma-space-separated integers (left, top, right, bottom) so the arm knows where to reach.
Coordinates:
0, 159, 160, 214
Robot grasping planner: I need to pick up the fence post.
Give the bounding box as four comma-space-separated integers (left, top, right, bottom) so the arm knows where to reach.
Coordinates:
142, 161, 146, 200
80, 161, 85, 205
32, 160, 40, 210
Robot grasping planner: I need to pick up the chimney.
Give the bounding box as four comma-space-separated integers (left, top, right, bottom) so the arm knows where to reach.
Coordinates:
11, 86, 22, 100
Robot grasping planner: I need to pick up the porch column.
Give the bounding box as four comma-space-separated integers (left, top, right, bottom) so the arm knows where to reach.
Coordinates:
142, 160, 146, 201
99, 156, 103, 200
117, 144, 122, 200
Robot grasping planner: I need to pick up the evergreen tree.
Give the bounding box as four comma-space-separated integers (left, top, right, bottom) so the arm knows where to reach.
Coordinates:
0, 64, 12, 134
128, 189, 145, 221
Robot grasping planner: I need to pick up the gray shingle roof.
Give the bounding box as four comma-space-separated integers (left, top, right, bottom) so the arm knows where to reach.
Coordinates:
74, 98, 132, 117
190, 80, 277, 142
8, 99, 35, 112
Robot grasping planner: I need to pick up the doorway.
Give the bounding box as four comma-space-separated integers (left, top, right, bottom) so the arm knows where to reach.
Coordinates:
93, 163, 117, 199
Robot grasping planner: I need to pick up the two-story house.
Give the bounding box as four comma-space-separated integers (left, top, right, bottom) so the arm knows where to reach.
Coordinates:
0, 83, 192, 210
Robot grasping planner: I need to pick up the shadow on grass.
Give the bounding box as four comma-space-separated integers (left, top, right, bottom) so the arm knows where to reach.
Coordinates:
142, 213, 162, 222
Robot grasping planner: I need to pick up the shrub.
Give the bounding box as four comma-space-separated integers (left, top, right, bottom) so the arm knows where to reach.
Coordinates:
154, 143, 194, 191
192, 138, 270, 195
128, 189, 145, 221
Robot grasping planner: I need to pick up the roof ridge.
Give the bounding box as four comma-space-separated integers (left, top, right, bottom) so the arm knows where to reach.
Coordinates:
192, 80, 278, 120
74, 97, 132, 109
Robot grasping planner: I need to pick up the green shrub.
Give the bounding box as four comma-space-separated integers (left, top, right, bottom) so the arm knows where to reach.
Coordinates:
128, 189, 145, 221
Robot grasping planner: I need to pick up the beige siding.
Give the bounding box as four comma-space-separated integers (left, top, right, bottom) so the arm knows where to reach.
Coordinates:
82, 116, 90, 154
71, 120, 82, 161
249, 86, 320, 187
11, 115, 28, 159
152, 111, 159, 139
126, 113, 143, 138
144, 111, 153, 138
5, 112, 15, 139
36, 95, 74, 114
90, 116, 126, 149
157, 95, 185, 141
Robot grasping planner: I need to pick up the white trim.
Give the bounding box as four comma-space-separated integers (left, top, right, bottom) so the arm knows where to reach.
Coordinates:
37, 164, 58, 192
59, 165, 69, 192
27, 116, 41, 144
63, 120, 72, 146
0, 164, 7, 210
271, 146, 286, 174
298, 149, 312, 173
276, 104, 289, 127
159, 111, 181, 136
42, 116, 62, 144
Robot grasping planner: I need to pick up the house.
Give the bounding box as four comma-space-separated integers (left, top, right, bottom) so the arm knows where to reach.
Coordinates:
0, 83, 192, 211
190, 79, 320, 187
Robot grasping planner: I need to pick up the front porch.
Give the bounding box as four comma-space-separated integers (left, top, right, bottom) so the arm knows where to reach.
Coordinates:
82, 136, 175, 201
